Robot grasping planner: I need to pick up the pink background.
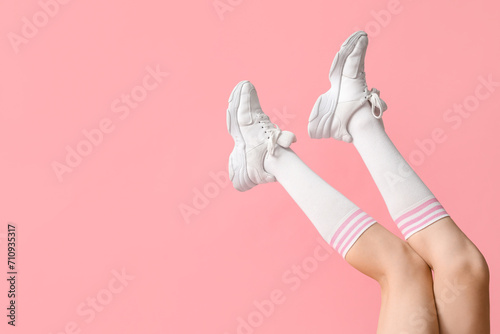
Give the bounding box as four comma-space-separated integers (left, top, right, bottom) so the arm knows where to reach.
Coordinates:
1, 0, 499, 333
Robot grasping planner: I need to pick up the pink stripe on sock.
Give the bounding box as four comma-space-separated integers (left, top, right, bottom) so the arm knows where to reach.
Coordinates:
403, 211, 449, 238
398, 204, 444, 231
395, 198, 438, 225
329, 209, 363, 247
338, 218, 376, 257
333, 213, 369, 252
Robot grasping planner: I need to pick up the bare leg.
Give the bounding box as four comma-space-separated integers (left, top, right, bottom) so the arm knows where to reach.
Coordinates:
407, 218, 490, 334
265, 147, 439, 333
346, 224, 439, 334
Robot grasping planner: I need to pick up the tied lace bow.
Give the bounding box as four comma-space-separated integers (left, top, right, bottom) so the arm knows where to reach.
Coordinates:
360, 71, 388, 118
257, 113, 296, 156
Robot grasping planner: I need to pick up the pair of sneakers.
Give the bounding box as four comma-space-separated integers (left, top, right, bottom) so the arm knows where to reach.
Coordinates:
227, 31, 388, 192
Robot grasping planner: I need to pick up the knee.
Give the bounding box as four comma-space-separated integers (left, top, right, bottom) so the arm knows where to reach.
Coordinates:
378, 241, 431, 286
443, 245, 489, 286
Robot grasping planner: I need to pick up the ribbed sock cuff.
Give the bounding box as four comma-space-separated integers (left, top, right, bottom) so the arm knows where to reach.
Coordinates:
395, 196, 450, 239
329, 208, 377, 259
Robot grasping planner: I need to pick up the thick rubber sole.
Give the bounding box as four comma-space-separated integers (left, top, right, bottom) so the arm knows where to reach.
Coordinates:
226, 81, 257, 192
308, 31, 367, 139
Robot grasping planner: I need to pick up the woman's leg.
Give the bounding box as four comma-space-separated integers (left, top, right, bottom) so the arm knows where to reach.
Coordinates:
306, 30, 490, 333
346, 224, 438, 334
264, 146, 439, 334
347, 106, 490, 333
407, 218, 490, 333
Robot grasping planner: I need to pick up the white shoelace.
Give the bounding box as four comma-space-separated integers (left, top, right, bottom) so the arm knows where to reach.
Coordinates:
257, 113, 282, 156
360, 72, 387, 119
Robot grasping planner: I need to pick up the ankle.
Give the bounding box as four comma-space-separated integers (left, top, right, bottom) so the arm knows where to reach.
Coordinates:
263, 147, 279, 176
264, 146, 289, 176
347, 104, 385, 140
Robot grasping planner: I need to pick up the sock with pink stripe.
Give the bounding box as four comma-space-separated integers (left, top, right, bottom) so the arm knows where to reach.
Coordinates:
264, 146, 376, 258
348, 106, 449, 239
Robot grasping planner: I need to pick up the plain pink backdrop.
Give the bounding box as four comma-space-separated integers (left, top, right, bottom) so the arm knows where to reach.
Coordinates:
0, 0, 499, 333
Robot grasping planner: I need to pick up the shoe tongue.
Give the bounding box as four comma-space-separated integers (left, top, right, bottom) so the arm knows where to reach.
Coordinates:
343, 36, 368, 79
276, 131, 297, 148
250, 87, 264, 118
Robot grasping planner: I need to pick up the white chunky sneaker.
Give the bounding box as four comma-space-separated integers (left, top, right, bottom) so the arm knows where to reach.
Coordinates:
227, 81, 297, 192
308, 31, 388, 142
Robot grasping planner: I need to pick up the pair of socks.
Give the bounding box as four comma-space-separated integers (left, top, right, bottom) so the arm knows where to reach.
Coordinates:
264, 106, 449, 258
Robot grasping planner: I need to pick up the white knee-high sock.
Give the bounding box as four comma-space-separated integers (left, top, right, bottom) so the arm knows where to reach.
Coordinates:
264, 147, 376, 258
348, 106, 449, 239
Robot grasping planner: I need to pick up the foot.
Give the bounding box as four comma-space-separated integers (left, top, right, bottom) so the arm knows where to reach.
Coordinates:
308, 31, 387, 142
226, 81, 297, 191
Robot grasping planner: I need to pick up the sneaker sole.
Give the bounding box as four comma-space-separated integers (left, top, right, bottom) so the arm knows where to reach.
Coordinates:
226, 81, 258, 192
308, 31, 367, 139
